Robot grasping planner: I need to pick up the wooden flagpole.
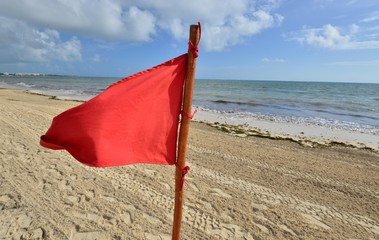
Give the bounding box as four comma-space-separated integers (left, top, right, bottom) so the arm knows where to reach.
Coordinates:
172, 23, 200, 240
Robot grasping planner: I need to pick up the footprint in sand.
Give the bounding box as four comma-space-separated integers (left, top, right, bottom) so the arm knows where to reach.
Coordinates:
158, 181, 171, 190
143, 168, 158, 177
301, 213, 331, 230
100, 195, 116, 203
0, 194, 19, 210
219, 223, 255, 239
121, 211, 133, 224
19, 228, 45, 240
254, 222, 271, 234
144, 232, 171, 240
65, 195, 80, 204
188, 182, 200, 192
84, 189, 95, 201
58, 179, 74, 191
69, 173, 78, 180
17, 214, 32, 228
278, 224, 297, 236
71, 226, 107, 240
39, 179, 53, 191
209, 188, 232, 198
143, 213, 163, 225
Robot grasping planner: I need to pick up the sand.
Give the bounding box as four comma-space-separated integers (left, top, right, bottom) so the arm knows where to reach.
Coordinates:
0, 88, 378, 239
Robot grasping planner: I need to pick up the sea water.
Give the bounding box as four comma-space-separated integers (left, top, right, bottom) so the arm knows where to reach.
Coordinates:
193, 80, 379, 135
1, 76, 378, 135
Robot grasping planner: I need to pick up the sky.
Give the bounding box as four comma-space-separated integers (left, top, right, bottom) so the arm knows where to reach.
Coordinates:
0, 0, 379, 83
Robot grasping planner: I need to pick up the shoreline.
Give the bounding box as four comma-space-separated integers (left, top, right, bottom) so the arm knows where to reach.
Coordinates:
194, 108, 379, 153
21, 88, 379, 153
3, 87, 378, 153
203, 121, 375, 150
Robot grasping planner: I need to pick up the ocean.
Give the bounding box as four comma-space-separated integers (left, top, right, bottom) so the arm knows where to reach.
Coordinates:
1, 75, 378, 135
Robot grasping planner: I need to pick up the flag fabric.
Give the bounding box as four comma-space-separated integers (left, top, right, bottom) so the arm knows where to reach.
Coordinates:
40, 54, 187, 167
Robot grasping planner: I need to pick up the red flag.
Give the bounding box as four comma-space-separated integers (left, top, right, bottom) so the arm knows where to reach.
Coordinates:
40, 54, 187, 167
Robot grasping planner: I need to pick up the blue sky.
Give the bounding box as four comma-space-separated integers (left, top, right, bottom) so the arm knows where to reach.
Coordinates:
0, 0, 378, 83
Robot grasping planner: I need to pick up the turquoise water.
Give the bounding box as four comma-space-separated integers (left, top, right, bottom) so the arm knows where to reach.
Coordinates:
1, 76, 378, 134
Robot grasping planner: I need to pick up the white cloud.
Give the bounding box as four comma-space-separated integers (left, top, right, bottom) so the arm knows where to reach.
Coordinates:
361, 11, 379, 23
261, 57, 286, 63
0, 0, 283, 52
0, 1, 156, 42
296, 24, 379, 50
201, 10, 283, 51
0, 17, 81, 63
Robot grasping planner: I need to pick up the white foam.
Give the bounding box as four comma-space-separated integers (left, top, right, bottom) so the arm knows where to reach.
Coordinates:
28, 89, 93, 101
193, 108, 379, 151
16, 82, 34, 88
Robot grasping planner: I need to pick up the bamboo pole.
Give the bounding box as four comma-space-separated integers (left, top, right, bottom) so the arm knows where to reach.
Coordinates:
172, 24, 200, 240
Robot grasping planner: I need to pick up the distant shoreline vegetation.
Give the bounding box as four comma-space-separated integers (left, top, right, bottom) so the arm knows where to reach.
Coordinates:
0, 72, 66, 77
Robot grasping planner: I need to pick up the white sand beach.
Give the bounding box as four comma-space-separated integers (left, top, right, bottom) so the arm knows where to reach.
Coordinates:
1, 89, 379, 239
